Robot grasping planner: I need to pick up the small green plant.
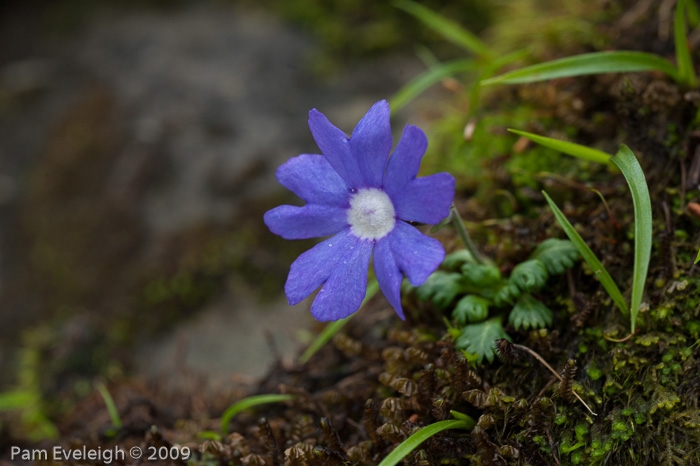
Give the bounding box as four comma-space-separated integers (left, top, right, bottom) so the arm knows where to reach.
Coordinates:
0, 328, 59, 442
485, 0, 696, 87
512, 130, 652, 334
376, 416, 475, 466
413, 237, 579, 363
221, 394, 296, 436
0, 389, 56, 441
96, 383, 122, 437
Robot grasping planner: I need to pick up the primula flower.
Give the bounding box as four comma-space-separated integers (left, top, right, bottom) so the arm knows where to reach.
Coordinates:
264, 100, 455, 321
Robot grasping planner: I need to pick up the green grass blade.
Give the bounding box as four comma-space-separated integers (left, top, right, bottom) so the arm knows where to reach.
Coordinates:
675, 0, 697, 86
299, 279, 380, 364
542, 191, 629, 317
468, 48, 531, 116
96, 383, 122, 430
197, 431, 223, 441
695, 248, 700, 264
394, 0, 492, 59
390, 59, 478, 112
610, 145, 652, 333
508, 129, 612, 164
377, 419, 475, 466
687, 0, 700, 27
483, 51, 681, 85
415, 44, 442, 69
221, 394, 296, 435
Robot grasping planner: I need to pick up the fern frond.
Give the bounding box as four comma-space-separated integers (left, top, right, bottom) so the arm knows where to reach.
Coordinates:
508, 294, 553, 330
510, 259, 548, 293
453, 295, 490, 325
530, 238, 579, 275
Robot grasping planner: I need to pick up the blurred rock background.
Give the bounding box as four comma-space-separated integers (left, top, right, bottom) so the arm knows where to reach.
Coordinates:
0, 0, 474, 394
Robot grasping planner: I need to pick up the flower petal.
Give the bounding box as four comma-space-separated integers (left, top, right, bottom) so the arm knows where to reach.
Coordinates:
308, 109, 364, 189
349, 100, 392, 187
264, 204, 348, 239
284, 229, 354, 305
383, 124, 428, 193
276, 154, 350, 207
373, 237, 405, 320
310, 236, 373, 321
392, 173, 455, 224
389, 221, 445, 286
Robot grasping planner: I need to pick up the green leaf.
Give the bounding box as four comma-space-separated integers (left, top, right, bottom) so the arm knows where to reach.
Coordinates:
483, 51, 681, 85
461, 263, 502, 287
509, 294, 553, 330
510, 259, 548, 293
687, 0, 700, 27
675, 0, 697, 87
542, 190, 629, 317
468, 48, 531, 117
455, 318, 510, 363
96, 383, 122, 430
377, 419, 475, 466
299, 279, 379, 364
443, 249, 477, 270
453, 295, 490, 325
416, 271, 466, 308
695, 248, 700, 264
530, 238, 580, 275
391, 59, 478, 112
221, 394, 296, 436
493, 281, 522, 307
508, 129, 612, 164
450, 410, 475, 423
197, 431, 223, 441
610, 145, 652, 333
394, 0, 492, 59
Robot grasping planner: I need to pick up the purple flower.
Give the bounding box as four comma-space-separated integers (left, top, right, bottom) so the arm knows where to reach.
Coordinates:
264, 100, 455, 321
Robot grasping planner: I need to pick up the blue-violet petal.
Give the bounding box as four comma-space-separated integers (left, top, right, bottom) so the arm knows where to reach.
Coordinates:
276, 154, 350, 207
285, 229, 354, 305
391, 172, 455, 225
309, 235, 373, 321
383, 124, 428, 192
373, 237, 405, 320
308, 109, 364, 189
349, 100, 392, 188
264, 204, 348, 240
389, 221, 445, 287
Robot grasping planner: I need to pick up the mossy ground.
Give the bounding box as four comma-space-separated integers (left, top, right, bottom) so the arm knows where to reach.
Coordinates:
1, 0, 700, 465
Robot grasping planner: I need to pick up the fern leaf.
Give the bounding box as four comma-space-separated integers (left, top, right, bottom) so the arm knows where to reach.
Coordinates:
443, 249, 476, 270
461, 263, 502, 287
508, 294, 553, 330
416, 271, 465, 308
510, 259, 548, 293
455, 318, 510, 363
530, 238, 579, 275
493, 281, 521, 306
453, 295, 490, 325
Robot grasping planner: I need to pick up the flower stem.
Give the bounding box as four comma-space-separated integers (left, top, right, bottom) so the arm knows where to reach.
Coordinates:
450, 204, 486, 265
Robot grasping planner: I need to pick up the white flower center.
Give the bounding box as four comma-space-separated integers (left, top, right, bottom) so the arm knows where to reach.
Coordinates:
347, 188, 396, 240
